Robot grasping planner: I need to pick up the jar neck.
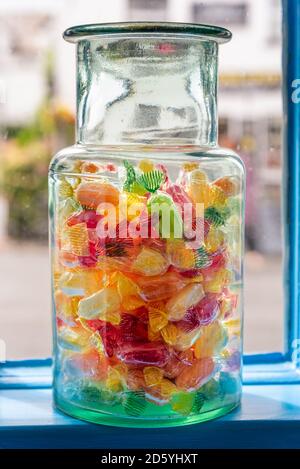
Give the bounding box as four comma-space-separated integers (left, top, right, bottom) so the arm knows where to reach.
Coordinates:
76, 36, 219, 146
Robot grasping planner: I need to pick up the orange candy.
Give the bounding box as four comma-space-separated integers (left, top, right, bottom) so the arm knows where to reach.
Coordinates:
75, 181, 120, 209
213, 176, 240, 197
175, 357, 215, 391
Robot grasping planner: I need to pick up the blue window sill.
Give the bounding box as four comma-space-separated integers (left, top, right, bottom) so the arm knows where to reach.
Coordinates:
1, 360, 300, 449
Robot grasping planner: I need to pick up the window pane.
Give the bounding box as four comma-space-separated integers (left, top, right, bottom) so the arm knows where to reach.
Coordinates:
0, 0, 283, 359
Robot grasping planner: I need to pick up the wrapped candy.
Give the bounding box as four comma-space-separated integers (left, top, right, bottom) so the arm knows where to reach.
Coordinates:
52, 156, 242, 424
166, 283, 205, 321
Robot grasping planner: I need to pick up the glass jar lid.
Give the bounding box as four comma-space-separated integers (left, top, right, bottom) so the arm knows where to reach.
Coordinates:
64, 22, 232, 44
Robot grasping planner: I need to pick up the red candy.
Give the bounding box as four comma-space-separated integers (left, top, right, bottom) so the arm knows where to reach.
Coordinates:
120, 313, 148, 344
87, 320, 120, 358
117, 342, 170, 366
67, 210, 102, 229
177, 294, 220, 332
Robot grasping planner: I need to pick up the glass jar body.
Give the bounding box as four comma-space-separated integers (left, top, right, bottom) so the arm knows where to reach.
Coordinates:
49, 145, 244, 427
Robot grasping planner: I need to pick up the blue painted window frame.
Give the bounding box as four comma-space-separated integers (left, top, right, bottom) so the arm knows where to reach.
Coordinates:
0, 0, 300, 387
243, 0, 300, 383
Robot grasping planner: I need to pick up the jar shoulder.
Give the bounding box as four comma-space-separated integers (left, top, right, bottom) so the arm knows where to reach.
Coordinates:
49, 144, 245, 177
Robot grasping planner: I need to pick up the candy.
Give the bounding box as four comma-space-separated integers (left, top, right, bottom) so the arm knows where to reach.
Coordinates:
65, 222, 90, 256
115, 272, 141, 299
163, 350, 193, 379
213, 176, 240, 197
178, 294, 220, 332
203, 268, 231, 293
78, 286, 121, 321
132, 247, 169, 276
57, 325, 90, 350
106, 366, 125, 393
127, 369, 146, 391
166, 283, 205, 321
137, 169, 165, 193
147, 192, 183, 239
205, 227, 225, 252
171, 392, 194, 415
138, 159, 154, 173
161, 323, 178, 345
148, 307, 168, 333
117, 342, 170, 366
124, 391, 147, 416
175, 357, 215, 391
174, 328, 202, 351
166, 239, 195, 270
194, 321, 228, 359
219, 372, 241, 395
58, 197, 81, 227
137, 272, 187, 302
120, 313, 148, 344
67, 210, 102, 229
59, 270, 102, 297
58, 179, 74, 199
53, 156, 242, 419
122, 295, 145, 310
55, 290, 78, 323
75, 181, 120, 209
143, 366, 164, 387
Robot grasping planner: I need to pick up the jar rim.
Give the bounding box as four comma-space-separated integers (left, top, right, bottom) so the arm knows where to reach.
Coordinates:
63, 21, 232, 44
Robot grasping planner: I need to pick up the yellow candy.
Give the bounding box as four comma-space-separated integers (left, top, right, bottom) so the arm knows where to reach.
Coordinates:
161, 323, 178, 345
194, 321, 227, 359
190, 169, 207, 183
171, 392, 194, 415
78, 286, 121, 320
148, 308, 168, 333
58, 325, 90, 349
116, 272, 141, 299
188, 170, 227, 208
58, 270, 102, 297
160, 379, 177, 398
132, 248, 169, 276
143, 366, 164, 387
55, 290, 79, 322
166, 283, 204, 321
138, 159, 154, 173
223, 318, 241, 337
148, 324, 162, 341
188, 170, 209, 207
204, 268, 231, 293
174, 328, 202, 351
58, 179, 73, 199
106, 367, 125, 392
58, 198, 79, 227
119, 192, 147, 222
122, 295, 145, 310
205, 227, 225, 252
182, 162, 199, 172
166, 239, 195, 270
207, 185, 227, 206
65, 222, 90, 256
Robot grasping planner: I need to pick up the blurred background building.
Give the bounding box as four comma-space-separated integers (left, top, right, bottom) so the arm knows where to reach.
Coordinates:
0, 0, 283, 357
0, 0, 282, 253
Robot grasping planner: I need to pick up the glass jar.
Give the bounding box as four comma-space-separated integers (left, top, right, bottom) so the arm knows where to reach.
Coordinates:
49, 22, 244, 427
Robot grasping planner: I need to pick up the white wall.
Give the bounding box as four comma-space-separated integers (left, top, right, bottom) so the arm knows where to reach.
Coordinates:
0, 0, 282, 123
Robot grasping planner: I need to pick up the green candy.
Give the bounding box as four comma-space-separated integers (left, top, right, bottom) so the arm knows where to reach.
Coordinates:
192, 392, 205, 413
123, 160, 147, 194
205, 206, 231, 227
123, 391, 147, 417
137, 169, 165, 193
147, 192, 183, 239
194, 246, 210, 268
